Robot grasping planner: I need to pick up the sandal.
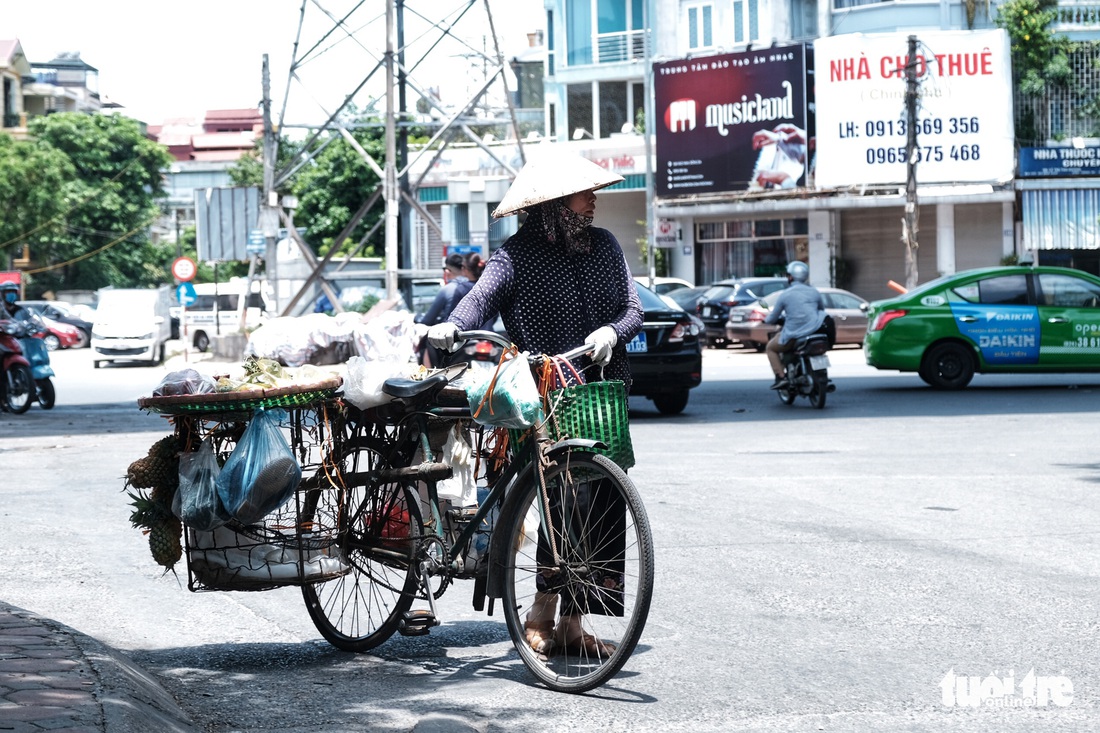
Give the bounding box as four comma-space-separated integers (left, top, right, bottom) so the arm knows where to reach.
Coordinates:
554, 618, 616, 657
524, 620, 555, 654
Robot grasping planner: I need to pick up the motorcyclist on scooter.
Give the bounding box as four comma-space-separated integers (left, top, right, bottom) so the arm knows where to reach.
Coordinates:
1, 282, 30, 322
764, 261, 825, 390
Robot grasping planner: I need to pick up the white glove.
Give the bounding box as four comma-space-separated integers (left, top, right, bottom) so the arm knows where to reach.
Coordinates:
584, 326, 618, 367
427, 322, 459, 351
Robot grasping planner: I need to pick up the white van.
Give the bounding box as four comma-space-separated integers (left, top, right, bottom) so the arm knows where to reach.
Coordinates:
90, 287, 173, 368
180, 279, 273, 352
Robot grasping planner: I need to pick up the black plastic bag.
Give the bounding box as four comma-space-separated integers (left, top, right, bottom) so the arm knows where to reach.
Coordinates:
173, 438, 231, 531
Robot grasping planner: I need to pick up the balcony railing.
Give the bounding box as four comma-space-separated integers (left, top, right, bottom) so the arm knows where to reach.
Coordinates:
596, 29, 648, 64
1053, 1, 1100, 31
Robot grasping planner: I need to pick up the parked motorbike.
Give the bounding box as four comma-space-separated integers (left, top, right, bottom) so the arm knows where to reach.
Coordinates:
0, 319, 36, 414
20, 328, 56, 409
776, 332, 836, 409
450, 333, 504, 371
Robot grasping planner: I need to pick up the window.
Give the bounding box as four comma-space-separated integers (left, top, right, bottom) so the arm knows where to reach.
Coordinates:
599, 82, 628, 137
833, 0, 892, 8
631, 82, 645, 132
566, 0, 593, 66
1037, 274, 1100, 308
687, 3, 713, 50
791, 0, 818, 39
695, 218, 803, 282
453, 204, 470, 243
546, 10, 555, 76
567, 83, 594, 139
954, 275, 1029, 305
732, 0, 762, 45
595, 0, 645, 62
826, 293, 865, 310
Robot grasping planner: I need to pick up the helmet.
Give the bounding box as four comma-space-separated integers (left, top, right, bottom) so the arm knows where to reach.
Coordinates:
0, 281, 18, 304
492, 151, 624, 218
786, 261, 809, 283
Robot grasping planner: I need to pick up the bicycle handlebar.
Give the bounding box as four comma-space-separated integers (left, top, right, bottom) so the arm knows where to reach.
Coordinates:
455, 330, 595, 362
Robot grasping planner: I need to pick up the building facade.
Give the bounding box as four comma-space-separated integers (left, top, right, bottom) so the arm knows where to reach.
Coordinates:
541, 0, 1100, 302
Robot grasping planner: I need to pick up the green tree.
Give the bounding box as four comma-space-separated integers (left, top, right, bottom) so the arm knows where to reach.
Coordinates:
0, 134, 74, 274
228, 123, 387, 260
996, 0, 1074, 96
23, 113, 175, 295
292, 129, 383, 257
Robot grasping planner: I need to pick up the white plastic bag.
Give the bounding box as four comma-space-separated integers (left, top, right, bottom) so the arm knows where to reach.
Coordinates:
436, 424, 477, 507
342, 356, 412, 409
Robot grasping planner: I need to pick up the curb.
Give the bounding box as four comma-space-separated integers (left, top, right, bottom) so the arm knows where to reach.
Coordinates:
0, 603, 198, 733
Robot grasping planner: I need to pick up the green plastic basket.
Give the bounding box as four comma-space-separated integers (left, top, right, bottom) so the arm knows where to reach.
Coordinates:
544, 379, 635, 470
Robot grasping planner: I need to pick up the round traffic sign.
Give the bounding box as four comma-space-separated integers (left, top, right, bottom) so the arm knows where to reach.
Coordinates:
172, 256, 197, 282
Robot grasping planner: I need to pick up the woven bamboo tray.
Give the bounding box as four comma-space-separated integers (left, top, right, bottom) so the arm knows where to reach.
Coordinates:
137, 376, 343, 415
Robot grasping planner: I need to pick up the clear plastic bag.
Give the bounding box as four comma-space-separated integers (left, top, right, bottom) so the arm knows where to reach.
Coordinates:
215, 408, 302, 525
173, 438, 230, 531
464, 351, 542, 429
342, 355, 411, 409
152, 368, 217, 397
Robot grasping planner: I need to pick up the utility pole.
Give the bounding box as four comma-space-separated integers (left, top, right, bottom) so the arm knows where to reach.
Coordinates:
644, 0, 656, 286
902, 34, 920, 290
384, 0, 399, 301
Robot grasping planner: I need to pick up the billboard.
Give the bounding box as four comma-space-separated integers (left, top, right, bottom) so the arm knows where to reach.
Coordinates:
654, 44, 813, 197
814, 30, 1014, 187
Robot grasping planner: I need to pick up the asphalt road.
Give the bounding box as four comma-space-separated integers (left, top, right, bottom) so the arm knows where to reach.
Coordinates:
1, 345, 1098, 731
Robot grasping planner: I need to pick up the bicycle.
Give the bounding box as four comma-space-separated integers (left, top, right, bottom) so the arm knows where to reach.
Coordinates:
300, 331, 655, 692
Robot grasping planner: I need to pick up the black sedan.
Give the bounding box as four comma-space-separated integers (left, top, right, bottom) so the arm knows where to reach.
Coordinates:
626, 282, 703, 415
696, 276, 788, 347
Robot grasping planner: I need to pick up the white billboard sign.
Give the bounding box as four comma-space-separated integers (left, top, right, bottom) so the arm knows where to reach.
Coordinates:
814, 30, 1014, 188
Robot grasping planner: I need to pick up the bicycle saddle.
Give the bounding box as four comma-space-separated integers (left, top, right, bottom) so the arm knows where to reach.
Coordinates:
382, 363, 467, 399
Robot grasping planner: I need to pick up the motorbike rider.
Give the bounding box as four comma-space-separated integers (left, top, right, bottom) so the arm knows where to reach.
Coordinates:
764, 261, 825, 389
0, 282, 31, 323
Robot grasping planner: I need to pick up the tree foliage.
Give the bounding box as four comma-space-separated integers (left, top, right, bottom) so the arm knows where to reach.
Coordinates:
996, 0, 1074, 96
227, 123, 385, 260
0, 135, 73, 273
3, 113, 175, 296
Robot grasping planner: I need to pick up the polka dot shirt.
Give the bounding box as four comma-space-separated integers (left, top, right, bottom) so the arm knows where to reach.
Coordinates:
448, 220, 643, 384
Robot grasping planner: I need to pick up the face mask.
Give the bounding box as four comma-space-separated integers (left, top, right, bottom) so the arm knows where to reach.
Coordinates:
3, 292, 16, 304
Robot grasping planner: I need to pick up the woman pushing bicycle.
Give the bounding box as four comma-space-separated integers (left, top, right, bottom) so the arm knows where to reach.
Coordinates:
427, 151, 643, 658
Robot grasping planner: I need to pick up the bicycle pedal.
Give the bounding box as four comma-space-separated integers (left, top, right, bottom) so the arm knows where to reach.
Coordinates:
398, 609, 438, 636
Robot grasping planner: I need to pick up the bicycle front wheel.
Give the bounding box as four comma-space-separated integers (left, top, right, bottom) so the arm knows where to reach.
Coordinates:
302, 436, 422, 652
500, 451, 653, 693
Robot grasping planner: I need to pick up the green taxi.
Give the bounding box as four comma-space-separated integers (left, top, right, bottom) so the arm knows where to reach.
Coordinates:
863, 266, 1100, 389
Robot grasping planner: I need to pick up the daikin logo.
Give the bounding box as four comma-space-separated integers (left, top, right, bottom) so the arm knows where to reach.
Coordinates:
939, 669, 1073, 708
665, 99, 697, 133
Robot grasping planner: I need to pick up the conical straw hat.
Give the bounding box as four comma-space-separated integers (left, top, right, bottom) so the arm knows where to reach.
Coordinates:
492, 151, 624, 218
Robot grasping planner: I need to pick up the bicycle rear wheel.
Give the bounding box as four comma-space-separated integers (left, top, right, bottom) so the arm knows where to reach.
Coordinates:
302, 436, 422, 652
500, 451, 653, 693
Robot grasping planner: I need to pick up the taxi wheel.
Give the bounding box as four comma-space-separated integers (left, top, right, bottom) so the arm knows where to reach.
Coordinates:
920, 342, 974, 390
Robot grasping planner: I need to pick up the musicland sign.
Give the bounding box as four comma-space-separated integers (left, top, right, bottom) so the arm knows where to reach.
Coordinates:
653, 44, 813, 198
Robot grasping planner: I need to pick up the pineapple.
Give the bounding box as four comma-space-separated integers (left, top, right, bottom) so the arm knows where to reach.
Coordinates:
127, 489, 183, 571
148, 517, 183, 569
